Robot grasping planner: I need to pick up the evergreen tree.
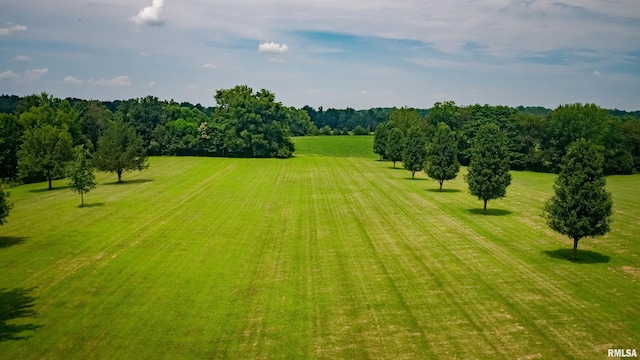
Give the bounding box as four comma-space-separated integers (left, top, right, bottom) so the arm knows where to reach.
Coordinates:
386, 127, 405, 168
67, 146, 96, 207
94, 118, 148, 183
402, 126, 427, 179
465, 123, 511, 213
426, 122, 460, 191
544, 139, 612, 260
373, 123, 389, 160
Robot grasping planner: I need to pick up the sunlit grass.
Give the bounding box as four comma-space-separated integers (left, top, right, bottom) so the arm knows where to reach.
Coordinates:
0, 154, 638, 359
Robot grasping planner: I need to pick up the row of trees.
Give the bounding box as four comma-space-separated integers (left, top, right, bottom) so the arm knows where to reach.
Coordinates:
376, 110, 613, 259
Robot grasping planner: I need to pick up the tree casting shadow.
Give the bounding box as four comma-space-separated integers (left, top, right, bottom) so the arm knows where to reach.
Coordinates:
103, 179, 153, 186
0, 237, 27, 249
427, 188, 461, 193
466, 208, 513, 216
543, 249, 610, 264
403, 177, 428, 181
0, 287, 43, 341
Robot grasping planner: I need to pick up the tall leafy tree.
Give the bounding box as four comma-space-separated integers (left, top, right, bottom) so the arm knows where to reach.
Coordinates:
0, 113, 24, 180
427, 101, 460, 131
426, 122, 460, 191
465, 123, 511, 213
544, 139, 612, 260
94, 118, 148, 183
373, 122, 389, 160
67, 146, 96, 207
402, 126, 427, 179
386, 127, 405, 168
18, 125, 74, 190
542, 103, 610, 171
0, 188, 13, 225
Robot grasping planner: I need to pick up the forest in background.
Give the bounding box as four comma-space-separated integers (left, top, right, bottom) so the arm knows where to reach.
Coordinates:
1, 90, 640, 183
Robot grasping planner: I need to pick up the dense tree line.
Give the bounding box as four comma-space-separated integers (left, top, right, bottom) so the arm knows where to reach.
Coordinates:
373, 102, 640, 176
1, 92, 640, 186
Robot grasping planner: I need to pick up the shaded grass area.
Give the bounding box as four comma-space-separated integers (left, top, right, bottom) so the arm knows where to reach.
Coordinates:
0, 156, 638, 359
293, 136, 376, 159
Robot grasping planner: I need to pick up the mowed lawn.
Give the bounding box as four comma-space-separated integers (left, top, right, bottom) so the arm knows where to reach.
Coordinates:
1, 139, 639, 359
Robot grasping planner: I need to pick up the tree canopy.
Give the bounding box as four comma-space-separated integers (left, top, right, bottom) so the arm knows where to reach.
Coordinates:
465, 123, 512, 213
18, 125, 74, 189
386, 127, 405, 168
402, 126, 427, 179
544, 139, 612, 260
93, 118, 148, 183
0, 188, 12, 225
67, 146, 96, 207
426, 122, 460, 191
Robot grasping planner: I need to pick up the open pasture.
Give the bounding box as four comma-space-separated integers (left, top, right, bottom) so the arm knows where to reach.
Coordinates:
0, 139, 639, 359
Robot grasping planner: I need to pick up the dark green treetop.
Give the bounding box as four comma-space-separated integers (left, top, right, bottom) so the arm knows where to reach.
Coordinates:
386, 127, 405, 168
544, 138, 612, 260
18, 124, 74, 190
402, 126, 427, 179
94, 118, 148, 183
465, 123, 511, 213
426, 122, 460, 191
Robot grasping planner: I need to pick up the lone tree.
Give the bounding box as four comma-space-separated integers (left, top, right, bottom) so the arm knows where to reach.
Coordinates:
403, 126, 427, 179
67, 146, 96, 207
18, 125, 74, 190
465, 123, 511, 213
0, 188, 13, 225
544, 139, 612, 260
386, 127, 405, 168
426, 122, 460, 191
373, 123, 389, 160
94, 119, 148, 183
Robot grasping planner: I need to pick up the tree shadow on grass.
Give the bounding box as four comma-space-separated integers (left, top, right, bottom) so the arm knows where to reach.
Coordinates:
29, 185, 69, 193
427, 188, 461, 193
0, 237, 26, 249
403, 177, 428, 181
103, 179, 153, 186
466, 208, 513, 216
543, 249, 610, 264
0, 287, 43, 342
77, 202, 105, 208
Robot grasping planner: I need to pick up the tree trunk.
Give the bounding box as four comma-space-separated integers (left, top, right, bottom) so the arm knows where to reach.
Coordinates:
48, 177, 52, 190
80, 192, 84, 207
393, 161, 396, 168
439, 181, 443, 191
572, 238, 579, 260
484, 199, 488, 214
117, 170, 122, 183
412, 171, 415, 179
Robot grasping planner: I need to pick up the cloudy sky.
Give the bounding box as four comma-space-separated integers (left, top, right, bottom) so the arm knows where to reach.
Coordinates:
1, 0, 639, 110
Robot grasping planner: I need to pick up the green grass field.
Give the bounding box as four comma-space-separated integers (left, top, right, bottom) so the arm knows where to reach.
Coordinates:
292, 135, 377, 159
0, 137, 639, 359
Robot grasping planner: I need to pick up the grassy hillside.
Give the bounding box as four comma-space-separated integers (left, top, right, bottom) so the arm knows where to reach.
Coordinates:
293, 135, 376, 159
0, 154, 638, 359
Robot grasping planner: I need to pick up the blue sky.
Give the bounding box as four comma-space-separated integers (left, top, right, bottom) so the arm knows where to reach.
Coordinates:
1, 0, 639, 110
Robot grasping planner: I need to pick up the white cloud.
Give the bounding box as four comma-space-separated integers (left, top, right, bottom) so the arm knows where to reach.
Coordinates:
0, 71, 20, 80
146, 81, 157, 87
259, 42, 289, 54
0, 24, 27, 36
132, 0, 166, 26
89, 75, 132, 86
24, 68, 48, 82
13, 55, 31, 63
203, 63, 217, 69
593, 70, 602, 77
64, 76, 83, 84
